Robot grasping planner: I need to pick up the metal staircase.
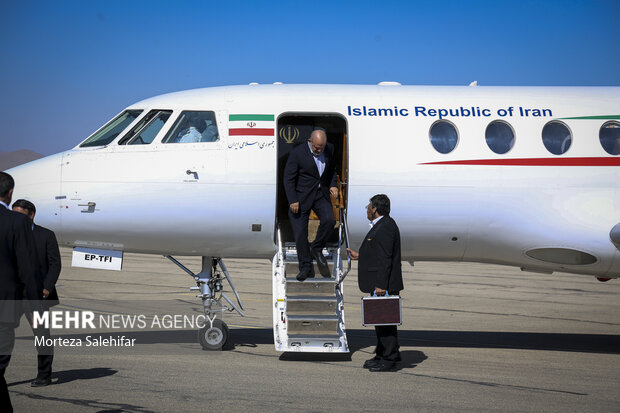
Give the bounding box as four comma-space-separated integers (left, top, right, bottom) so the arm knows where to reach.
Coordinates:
272, 210, 351, 352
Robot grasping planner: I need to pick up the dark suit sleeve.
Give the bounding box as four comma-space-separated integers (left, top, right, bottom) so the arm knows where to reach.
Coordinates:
283, 148, 300, 205
43, 230, 61, 291
330, 170, 337, 188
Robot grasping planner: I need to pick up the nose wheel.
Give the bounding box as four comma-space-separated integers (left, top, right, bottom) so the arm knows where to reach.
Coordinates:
198, 319, 229, 350
166, 255, 243, 352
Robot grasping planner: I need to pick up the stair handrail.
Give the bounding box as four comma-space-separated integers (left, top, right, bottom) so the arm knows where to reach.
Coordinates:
337, 208, 352, 285
276, 224, 284, 268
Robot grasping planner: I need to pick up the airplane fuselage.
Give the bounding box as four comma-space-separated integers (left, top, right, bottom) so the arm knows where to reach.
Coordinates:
7, 84, 620, 279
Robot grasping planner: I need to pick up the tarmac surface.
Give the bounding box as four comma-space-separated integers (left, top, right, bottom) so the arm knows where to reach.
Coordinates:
6, 247, 620, 412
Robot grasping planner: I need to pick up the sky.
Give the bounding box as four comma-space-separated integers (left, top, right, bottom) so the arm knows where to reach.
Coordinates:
1, 0, 619, 156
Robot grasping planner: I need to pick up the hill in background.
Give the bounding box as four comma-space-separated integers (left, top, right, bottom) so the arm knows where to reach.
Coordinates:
0, 150, 44, 171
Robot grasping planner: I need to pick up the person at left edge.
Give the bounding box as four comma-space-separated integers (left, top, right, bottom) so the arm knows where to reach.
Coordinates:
283, 127, 339, 281
0, 172, 40, 412
12, 199, 60, 387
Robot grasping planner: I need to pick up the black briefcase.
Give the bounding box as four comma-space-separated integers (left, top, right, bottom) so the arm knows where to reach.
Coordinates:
361, 296, 402, 326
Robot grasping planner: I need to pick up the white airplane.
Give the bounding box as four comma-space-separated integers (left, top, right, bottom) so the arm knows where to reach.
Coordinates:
6, 83, 620, 352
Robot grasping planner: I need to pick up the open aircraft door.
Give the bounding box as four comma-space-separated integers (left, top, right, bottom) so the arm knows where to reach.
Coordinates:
275, 113, 349, 244
272, 113, 351, 353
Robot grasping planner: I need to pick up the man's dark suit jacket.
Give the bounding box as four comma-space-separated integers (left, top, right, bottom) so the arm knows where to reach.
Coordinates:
33, 224, 61, 307
0, 207, 39, 326
283, 142, 338, 212
358, 215, 403, 294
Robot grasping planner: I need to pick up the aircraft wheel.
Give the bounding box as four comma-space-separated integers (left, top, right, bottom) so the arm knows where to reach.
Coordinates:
198, 319, 228, 350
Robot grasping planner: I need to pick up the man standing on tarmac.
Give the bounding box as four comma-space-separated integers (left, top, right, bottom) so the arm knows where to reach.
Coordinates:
0, 172, 40, 411
13, 199, 61, 387
348, 194, 404, 372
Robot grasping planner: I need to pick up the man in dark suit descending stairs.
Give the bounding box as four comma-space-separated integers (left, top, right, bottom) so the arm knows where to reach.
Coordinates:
283, 127, 339, 281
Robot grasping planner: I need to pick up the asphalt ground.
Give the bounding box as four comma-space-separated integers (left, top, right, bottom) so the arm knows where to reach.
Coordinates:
5, 248, 620, 412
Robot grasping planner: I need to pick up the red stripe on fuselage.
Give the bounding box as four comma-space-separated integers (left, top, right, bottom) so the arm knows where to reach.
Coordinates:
229, 128, 274, 136
421, 157, 620, 166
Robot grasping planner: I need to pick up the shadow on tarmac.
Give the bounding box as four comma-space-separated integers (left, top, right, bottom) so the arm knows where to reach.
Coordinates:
8, 367, 118, 387
16, 329, 620, 354
394, 350, 429, 371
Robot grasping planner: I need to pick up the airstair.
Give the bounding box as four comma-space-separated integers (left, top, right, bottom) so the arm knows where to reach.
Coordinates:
272, 210, 351, 352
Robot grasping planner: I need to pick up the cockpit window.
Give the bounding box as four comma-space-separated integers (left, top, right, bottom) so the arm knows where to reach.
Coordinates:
80, 110, 143, 147
118, 110, 172, 145
162, 111, 219, 143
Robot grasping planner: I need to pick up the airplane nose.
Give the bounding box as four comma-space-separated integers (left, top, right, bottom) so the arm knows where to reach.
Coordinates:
5, 152, 64, 235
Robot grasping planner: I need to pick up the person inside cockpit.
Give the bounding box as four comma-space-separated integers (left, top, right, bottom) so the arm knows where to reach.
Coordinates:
201, 118, 218, 142
177, 116, 205, 143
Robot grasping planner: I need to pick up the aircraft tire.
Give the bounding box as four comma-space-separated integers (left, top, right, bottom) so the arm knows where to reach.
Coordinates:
199, 319, 229, 350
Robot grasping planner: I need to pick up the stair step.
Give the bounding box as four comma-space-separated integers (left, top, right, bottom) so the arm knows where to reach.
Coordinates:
284, 253, 334, 262
287, 296, 338, 315
287, 315, 338, 321
287, 296, 337, 302
283, 247, 338, 264
286, 279, 336, 296
285, 277, 336, 283
287, 334, 342, 348
288, 334, 340, 340
287, 315, 339, 334
284, 264, 336, 280
288, 336, 343, 349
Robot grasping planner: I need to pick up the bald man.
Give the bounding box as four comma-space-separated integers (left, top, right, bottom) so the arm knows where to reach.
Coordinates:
283, 127, 338, 281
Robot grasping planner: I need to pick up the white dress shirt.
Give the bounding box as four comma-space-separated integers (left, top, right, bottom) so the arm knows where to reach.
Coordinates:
308, 142, 325, 176
369, 214, 383, 229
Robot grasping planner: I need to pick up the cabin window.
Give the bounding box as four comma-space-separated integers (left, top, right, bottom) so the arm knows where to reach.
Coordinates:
80, 110, 143, 147
485, 120, 515, 154
118, 110, 172, 145
599, 121, 620, 155
429, 120, 458, 154
162, 111, 219, 143
542, 121, 572, 155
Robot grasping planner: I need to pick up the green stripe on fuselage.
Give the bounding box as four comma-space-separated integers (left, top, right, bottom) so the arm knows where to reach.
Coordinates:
229, 114, 275, 121
558, 115, 620, 120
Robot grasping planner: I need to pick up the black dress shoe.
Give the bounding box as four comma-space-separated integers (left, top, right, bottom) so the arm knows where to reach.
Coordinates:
369, 361, 396, 372
363, 357, 381, 369
296, 268, 315, 282
311, 249, 331, 278
31, 378, 51, 387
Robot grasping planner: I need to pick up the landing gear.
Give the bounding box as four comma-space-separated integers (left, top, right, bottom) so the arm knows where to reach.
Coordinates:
165, 256, 244, 351
199, 318, 229, 350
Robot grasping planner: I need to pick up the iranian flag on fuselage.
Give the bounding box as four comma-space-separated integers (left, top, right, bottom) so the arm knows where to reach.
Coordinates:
229, 114, 275, 136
